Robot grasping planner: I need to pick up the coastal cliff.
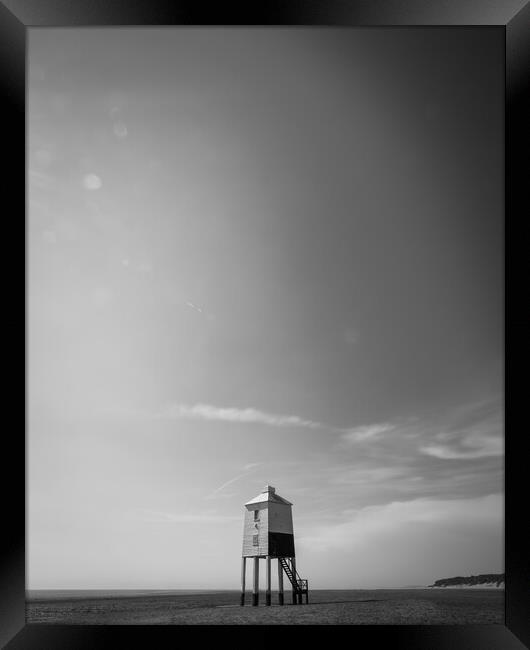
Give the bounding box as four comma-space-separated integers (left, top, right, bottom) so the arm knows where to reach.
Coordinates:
429, 573, 505, 588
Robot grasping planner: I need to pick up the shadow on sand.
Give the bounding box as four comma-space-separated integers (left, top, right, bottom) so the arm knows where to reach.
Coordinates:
306, 599, 385, 605
222, 599, 386, 608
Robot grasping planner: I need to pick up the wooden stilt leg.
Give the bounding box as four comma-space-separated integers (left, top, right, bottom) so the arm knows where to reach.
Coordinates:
240, 557, 246, 606
266, 557, 271, 605
278, 559, 284, 605
252, 557, 259, 606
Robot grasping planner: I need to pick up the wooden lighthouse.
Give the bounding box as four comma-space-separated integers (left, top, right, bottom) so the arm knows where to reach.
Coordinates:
240, 485, 309, 606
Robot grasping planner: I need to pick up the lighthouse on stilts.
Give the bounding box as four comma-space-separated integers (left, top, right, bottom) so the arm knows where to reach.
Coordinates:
240, 485, 309, 606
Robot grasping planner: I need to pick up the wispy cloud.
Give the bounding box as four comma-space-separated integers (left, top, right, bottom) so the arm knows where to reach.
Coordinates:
318, 399, 504, 507
342, 423, 395, 443
82, 173, 103, 190
206, 473, 249, 498
156, 403, 323, 430
300, 493, 503, 551
420, 404, 503, 460
330, 466, 412, 485
184, 301, 214, 320
185, 301, 203, 314
205, 463, 263, 499
421, 437, 503, 460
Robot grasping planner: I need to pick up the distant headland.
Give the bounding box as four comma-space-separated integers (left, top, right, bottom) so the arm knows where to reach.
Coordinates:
429, 573, 505, 588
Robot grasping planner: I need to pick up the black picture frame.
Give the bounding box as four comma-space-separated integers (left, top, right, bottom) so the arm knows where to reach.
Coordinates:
5, 0, 529, 647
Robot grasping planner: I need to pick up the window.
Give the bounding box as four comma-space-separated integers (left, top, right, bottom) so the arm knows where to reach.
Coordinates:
252, 534, 259, 546
254, 509, 260, 521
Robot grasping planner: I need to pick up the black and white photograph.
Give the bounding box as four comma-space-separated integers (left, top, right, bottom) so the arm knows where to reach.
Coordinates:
25, 24, 507, 628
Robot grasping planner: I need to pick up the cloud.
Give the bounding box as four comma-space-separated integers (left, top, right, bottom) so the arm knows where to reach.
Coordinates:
420, 438, 503, 460
300, 493, 503, 552
420, 406, 503, 460
113, 122, 128, 138
342, 423, 395, 443
204, 462, 263, 499
339, 398, 503, 461
82, 173, 103, 190
243, 462, 261, 471
323, 400, 503, 506
206, 472, 249, 498
330, 466, 412, 485
156, 403, 323, 430
184, 301, 215, 320
185, 301, 203, 314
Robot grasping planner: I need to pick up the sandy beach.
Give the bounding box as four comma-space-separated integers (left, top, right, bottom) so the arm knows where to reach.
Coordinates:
26, 588, 504, 625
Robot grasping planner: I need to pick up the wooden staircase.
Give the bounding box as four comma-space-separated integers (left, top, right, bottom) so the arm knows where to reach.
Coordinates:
279, 558, 309, 604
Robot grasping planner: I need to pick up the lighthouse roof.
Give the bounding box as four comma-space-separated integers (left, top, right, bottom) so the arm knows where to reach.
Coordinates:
244, 484, 293, 506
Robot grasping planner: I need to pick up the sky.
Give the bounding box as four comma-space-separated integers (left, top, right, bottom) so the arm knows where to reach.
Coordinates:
27, 28, 504, 590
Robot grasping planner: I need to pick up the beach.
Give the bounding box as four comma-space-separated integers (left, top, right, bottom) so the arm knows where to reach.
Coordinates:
26, 588, 504, 625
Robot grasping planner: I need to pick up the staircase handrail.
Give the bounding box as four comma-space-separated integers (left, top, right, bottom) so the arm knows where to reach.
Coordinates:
279, 558, 308, 593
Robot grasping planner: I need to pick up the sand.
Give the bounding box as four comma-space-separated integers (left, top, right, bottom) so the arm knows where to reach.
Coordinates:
26, 588, 505, 625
